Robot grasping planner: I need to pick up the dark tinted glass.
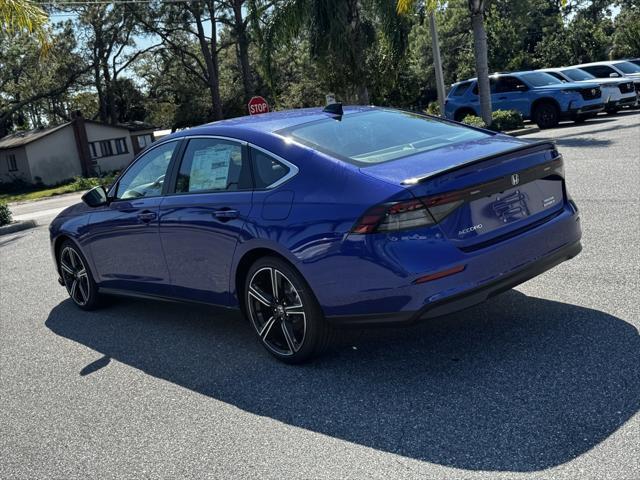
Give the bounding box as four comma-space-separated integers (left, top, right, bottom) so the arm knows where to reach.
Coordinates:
281, 109, 489, 166
561, 68, 595, 81
451, 82, 472, 96
251, 149, 289, 188
116, 141, 176, 199
545, 71, 567, 82
581, 65, 617, 77
613, 61, 640, 74
176, 138, 251, 193
495, 76, 528, 92
520, 72, 562, 86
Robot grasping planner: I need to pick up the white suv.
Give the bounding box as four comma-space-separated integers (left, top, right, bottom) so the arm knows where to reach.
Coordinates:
539, 67, 637, 113
572, 61, 640, 106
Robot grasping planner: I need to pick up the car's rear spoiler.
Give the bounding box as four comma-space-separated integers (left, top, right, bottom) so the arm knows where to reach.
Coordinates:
401, 140, 557, 185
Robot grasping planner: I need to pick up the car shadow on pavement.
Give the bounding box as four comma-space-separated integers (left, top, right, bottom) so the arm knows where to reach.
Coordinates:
45, 289, 640, 472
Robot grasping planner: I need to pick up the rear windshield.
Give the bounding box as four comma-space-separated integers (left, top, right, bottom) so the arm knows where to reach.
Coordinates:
279, 109, 490, 166
520, 72, 563, 86
613, 61, 640, 74
561, 68, 595, 81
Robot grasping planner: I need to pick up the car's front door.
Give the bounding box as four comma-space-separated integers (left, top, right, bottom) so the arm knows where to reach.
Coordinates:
492, 76, 530, 116
158, 137, 254, 305
86, 140, 179, 295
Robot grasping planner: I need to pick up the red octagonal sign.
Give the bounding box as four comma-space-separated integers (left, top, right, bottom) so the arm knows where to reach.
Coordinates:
248, 96, 269, 115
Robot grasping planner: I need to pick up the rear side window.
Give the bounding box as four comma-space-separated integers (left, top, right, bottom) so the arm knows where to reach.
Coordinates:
176, 138, 252, 193
450, 82, 471, 96
280, 109, 490, 166
251, 148, 290, 188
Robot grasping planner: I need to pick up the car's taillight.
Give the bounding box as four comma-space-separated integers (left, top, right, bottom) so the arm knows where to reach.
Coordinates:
351, 198, 435, 234
351, 195, 464, 234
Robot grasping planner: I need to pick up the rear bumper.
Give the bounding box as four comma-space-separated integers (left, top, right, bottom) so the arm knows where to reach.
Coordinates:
327, 240, 582, 326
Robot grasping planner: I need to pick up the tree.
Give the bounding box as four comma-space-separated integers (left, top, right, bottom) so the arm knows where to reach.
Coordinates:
0, 26, 89, 137
137, 1, 226, 120
268, 0, 409, 104
0, 0, 49, 49
612, 4, 640, 58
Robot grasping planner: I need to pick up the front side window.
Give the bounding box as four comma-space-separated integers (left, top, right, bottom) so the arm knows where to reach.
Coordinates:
251, 148, 290, 188
280, 109, 490, 166
175, 138, 251, 193
494, 76, 528, 92
115, 141, 177, 200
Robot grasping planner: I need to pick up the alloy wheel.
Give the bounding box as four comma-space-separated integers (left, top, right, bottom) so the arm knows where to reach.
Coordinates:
247, 267, 307, 356
60, 246, 91, 306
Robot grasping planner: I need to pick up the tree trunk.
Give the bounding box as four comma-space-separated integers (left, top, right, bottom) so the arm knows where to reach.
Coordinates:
471, 11, 492, 125
232, 0, 253, 100
193, 1, 223, 120
429, 12, 446, 116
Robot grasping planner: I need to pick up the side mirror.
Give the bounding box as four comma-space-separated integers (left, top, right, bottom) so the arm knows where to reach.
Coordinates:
82, 185, 108, 207
609, 73, 620, 78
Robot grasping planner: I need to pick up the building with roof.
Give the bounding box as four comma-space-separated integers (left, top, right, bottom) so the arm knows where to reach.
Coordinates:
0, 113, 142, 186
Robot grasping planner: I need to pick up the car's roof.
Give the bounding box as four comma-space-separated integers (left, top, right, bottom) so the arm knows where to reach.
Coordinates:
169, 105, 376, 138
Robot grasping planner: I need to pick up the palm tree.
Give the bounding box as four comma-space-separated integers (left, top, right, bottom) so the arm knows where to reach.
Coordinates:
1, 0, 49, 49
267, 0, 408, 105
397, 0, 492, 124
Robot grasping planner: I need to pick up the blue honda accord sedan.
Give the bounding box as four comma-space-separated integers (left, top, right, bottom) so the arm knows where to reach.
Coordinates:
50, 105, 582, 362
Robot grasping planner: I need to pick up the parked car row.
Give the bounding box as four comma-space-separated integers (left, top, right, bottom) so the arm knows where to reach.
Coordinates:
444, 60, 640, 129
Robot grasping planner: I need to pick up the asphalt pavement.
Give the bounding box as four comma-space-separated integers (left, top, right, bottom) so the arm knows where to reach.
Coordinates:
1, 111, 639, 479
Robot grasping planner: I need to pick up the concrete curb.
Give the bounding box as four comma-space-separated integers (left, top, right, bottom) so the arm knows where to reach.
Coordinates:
505, 126, 540, 137
0, 219, 38, 236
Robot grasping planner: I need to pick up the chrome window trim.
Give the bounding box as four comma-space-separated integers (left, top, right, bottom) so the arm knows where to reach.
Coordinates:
174, 134, 299, 190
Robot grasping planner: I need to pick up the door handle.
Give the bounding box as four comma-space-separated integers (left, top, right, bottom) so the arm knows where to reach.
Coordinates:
213, 208, 239, 221
137, 211, 157, 223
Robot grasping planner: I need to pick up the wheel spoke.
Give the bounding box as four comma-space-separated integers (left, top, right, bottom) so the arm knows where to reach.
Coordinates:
77, 279, 88, 303
270, 268, 279, 301
69, 279, 78, 300
284, 305, 304, 315
60, 261, 73, 275
249, 286, 273, 307
281, 320, 297, 353
260, 316, 277, 339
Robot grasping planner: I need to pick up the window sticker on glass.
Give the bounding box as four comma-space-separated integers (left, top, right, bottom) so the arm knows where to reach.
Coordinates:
189, 146, 232, 191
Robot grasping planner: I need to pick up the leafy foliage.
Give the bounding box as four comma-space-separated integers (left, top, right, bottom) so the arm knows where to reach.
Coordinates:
462, 110, 524, 131
0, 201, 12, 226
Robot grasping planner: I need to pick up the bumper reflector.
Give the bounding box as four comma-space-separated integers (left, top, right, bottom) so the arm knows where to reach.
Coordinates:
414, 264, 466, 284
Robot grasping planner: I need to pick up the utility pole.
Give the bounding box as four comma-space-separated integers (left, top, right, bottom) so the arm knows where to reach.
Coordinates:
429, 11, 446, 116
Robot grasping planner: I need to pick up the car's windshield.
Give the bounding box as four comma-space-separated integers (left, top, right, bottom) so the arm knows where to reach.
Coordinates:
613, 61, 640, 74
279, 109, 490, 166
520, 72, 563, 86
561, 68, 595, 81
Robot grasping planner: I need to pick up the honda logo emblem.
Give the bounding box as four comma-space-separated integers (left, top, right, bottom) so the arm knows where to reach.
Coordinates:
511, 173, 520, 186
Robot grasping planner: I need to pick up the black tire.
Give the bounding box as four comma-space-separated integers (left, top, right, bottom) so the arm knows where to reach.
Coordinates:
58, 240, 102, 310
574, 116, 587, 124
532, 102, 559, 129
244, 256, 333, 364
606, 108, 620, 115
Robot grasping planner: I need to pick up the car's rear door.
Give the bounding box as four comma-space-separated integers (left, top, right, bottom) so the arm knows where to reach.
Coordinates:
492, 76, 530, 116
86, 140, 180, 295
158, 136, 253, 305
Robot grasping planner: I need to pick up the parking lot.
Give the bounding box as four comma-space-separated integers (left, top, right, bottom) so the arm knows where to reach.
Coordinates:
1, 111, 638, 479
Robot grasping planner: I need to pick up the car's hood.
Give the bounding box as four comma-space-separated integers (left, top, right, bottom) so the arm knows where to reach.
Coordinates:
359, 134, 531, 186
532, 81, 599, 91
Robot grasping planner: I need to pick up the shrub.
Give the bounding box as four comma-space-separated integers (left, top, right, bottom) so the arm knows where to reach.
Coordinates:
0, 201, 12, 226
462, 114, 487, 128
426, 101, 441, 116
490, 109, 524, 131
71, 176, 101, 190
462, 110, 524, 132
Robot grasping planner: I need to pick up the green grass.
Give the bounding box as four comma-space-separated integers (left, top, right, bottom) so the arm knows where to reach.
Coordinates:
0, 183, 85, 203
0, 174, 117, 203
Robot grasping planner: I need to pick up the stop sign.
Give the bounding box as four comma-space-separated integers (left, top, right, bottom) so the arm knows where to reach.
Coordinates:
248, 96, 269, 115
